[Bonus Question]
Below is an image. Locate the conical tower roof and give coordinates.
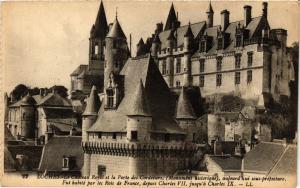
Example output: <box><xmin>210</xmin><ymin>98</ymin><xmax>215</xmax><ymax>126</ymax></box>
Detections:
<box><xmin>164</xmin><ymin>3</ymin><xmax>178</xmax><ymax>31</ymax></box>
<box><xmin>137</xmin><ymin>38</ymin><xmax>145</xmax><ymax>46</ymax></box>
<box><xmin>127</xmin><ymin>80</ymin><xmax>151</xmax><ymax>117</ymax></box>
<box><xmin>20</xmin><ymin>93</ymin><xmax>36</xmax><ymax>106</ymax></box>
<box><xmin>176</xmin><ymin>87</ymin><xmax>196</xmax><ymax>119</ymax></box>
<box><xmin>92</xmin><ymin>1</ymin><xmax>108</xmax><ymax>39</ymax></box>
<box><xmin>83</xmin><ymin>86</ymin><xmax>101</xmax><ymax>116</ymax></box>
<box><xmin>106</xmin><ymin>18</ymin><xmax>126</xmax><ymax>39</ymax></box>
<box><xmin>184</xmin><ymin>22</ymin><xmax>194</xmax><ymax>38</ymax></box>
<box><xmin>206</xmin><ymin>1</ymin><xmax>214</xmax><ymax>13</ymax></box>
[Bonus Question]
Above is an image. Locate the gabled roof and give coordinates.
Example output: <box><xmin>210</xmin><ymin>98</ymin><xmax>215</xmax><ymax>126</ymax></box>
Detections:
<box><xmin>106</xmin><ymin>18</ymin><xmax>126</xmax><ymax>39</ymax></box>
<box><xmin>43</xmin><ymin>108</ymin><xmax>75</xmax><ymax>119</ymax></box>
<box><xmin>38</xmin><ymin>136</ymin><xmax>83</xmax><ymax>172</ymax></box>
<box><xmin>92</xmin><ymin>1</ymin><xmax>108</xmax><ymax>39</ymax></box>
<box><xmin>243</xmin><ymin>142</ymin><xmax>286</xmax><ymax>174</ymax></box>
<box><xmin>9</xmin><ymin>95</ymin><xmax>36</xmax><ymax>107</ymax></box>
<box><xmin>83</xmin><ymin>86</ymin><xmax>101</xmax><ymax>116</ymax></box>
<box><xmin>89</xmin><ymin>56</ymin><xmax>185</xmax><ymax>134</ymax></box>
<box><xmin>70</xmin><ymin>65</ymin><xmax>88</xmax><ymax>76</ymax></box>
<box><xmin>127</xmin><ymin>80</ymin><xmax>151</xmax><ymax>117</ymax></box>
<box><xmin>164</xmin><ymin>3</ymin><xmax>178</xmax><ymax>31</ymax></box>
<box><xmin>36</xmin><ymin>93</ymin><xmax>72</xmax><ymax>107</ymax></box>
<box><xmin>176</xmin><ymin>87</ymin><xmax>196</xmax><ymax>119</ymax></box>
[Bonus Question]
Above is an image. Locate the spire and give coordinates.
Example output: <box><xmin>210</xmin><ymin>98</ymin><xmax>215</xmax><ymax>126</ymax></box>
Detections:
<box><xmin>137</xmin><ymin>38</ymin><xmax>145</xmax><ymax>46</ymax></box>
<box><xmin>83</xmin><ymin>86</ymin><xmax>101</xmax><ymax>116</ymax></box>
<box><xmin>176</xmin><ymin>87</ymin><xmax>196</xmax><ymax>119</ymax></box>
<box><xmin>127</xmin><ymin>80</ymin><xmax>151</xmax><ymax>117</ymax></box>
<box><xmin>207</xmin><ymin>1</ymin><xmax>214</xmax><ymax>13</ymax></box>
<box><xmin>164</xmin><ymin>3</ymin><xmax>178</xmax><ymax>31</ymax></box>
<box><xmin>106</xmin><ymin>18</ymin><xmax>126</xmax><ymax>39</ymax></box>
<box><xmin>184</xmin><ymin>22</ymin><xmax>194</xmax><ymax>38</ymax></box>
<box><xmin>92</xmin><ymin>1</ymin><xmax>108</xmax><ymax>39</ymax></box>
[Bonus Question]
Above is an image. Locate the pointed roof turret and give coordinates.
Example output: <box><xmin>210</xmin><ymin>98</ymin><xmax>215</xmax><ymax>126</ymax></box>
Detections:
<box><xmin>137</xmin><ymin>38</ymin><xmax>145</xmax><ymax>46</ymax></box>
<box><xmin>206</xmin><ymin>1</ymin><xmax>214</xmax><ymax>13</ymax></box>
<box><xmin>92</xmin><ymin>1</ymin><xmax>108</xmax><ymax>39</ymax></box>
<box><xmin>20</xmin><ymin>93</ymin><xmax>36</xmax><ymax>106</ymax></box>
<box><xmin>184</xmin><ymin>22</ymin><xmax>194</xmax><ymax>38</ymax></box>
<box><xmin>83</xmin><ymin>86</ymin><xmax>101</xmax><ymax>116</ymax></box>
<box><xmin>164</xmin><ymin>3</ymin><xmax>178</xmax><ymax>31</ymax></box>
<box><xmin>176</xmin><ymin>87</ymin><xmax>196</xmax><ymax>119</ymax></box>
<box><xmin>106</xmin><ymin>18</ymin><xmax>126</xmax><ymax>39</ymax></box>
<box><xmin>127</xmin><ymin>80</ymin><xmax>151</xmax><ymax>117</ymax></box>
<box><xmin>153</xmin><ymin>33</ymin><xmax>161</xmax><ymax>43</ymax></box>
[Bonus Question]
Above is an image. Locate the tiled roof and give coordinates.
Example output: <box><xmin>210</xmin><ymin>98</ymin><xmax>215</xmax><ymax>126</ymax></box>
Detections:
<box><xmin>243</xmin><ymin>142</ymin><xmax>286</xmax><ymax>174</ymax></box>
<box><xmin>83</xmin><ymin>86</ymin><xmax>101</xmax><ymax>116</ymax></box>
<box><xmin>38</xmin><ymin>136</ymin><xmax>83</xmax><ymax>172</ymax></box>
<box><xmin>209</xmin><ymin>155</ymin><xmax>242</xmax><ymax>171</ymax></box>
<box><xmin>106</xmin><ymin>18</ymin><xmax>126</xmax><ymax>39</ymax></box>
<box><xmin>176</xmin><ymin>87</ymin><xmax>196</xmax><ymax>119</ymax></box>
<box><xmin>159</xmin><ymin>21</ymin><xmax>206</xmax><ymax>49</ymax></box>
<box><xmin>6</xmin><ymin>145</ymin><xmax>43</xmax><ymax>170</ymax></box>
<box><xmin>268</xmin><ymin>145</ymin><xmax>297</xmax><ymax>177</ymax></box>
<box><xmin>70</xmin><ymin>65</ymin><xmax>88</xmax><ymax>76</ymax></box>
<box><xmin>89</xmin><ymin>56</ymin><xmax>185</xmax><ymax>134</ymax></box>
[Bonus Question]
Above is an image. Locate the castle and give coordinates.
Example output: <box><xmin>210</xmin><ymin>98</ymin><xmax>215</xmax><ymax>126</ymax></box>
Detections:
<box><xmin>80</xmin><ymin>1</ymin><xmax>295</xmax><ymax>176</ymax></box>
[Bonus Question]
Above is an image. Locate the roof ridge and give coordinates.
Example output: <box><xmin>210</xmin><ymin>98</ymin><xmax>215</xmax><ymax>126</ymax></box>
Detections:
<box><xmin>266</xmin><ymin>145</ymin><xmax>289</xmax><ymax>176</ymax></box>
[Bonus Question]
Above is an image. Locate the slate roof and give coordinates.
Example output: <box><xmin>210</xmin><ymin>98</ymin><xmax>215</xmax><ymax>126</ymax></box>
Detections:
<box><xmin>51</xmin><ymin>122</ymin><xmax>81</xmax><ymax>133</ymax></box>
<box><xmin>35</xmin><ymin>93</ymin><xmax>72</xmax><ymax>107</ymax></box>
<box><xmin>159</xmin><ymin>21</ymin><xmax>206</xmax><ymax>49</ymax></box>
<box><xmin>176</xmin><ymin>87</ymin><xmax>196</xmax><ymax>119</ymax></box>
<box><xmin>164</xmin><ymin>3</ymin><xmax>178</xmax><ymax>31</ymax></box>
<box><xmin>83</xmin><ymin>86</ymin><xmax>101</xmax><ymax>116</ymax></box>
<box><xmin>38</xmin><ymin>136</ymin><xmax>83</xmax><ymax>172</ymax></box>
<box><xmin>91</xmin><ymin>1</ymin><xmax>108</xmax><ymax>39</ymax></box>
<box><xmin>268</xmin><ymin>145</ymin><xmax>297</xmax><ymax>177</ymax></box>
<box><xmin>89</xmin><ymin>56</ymin><xmax>185</xmax><ymax>134</ymax></box>
<box><xmin>243</xmin><ymin>142</ymin><xmax>286</xmax><ymax>174</ymax></box>
<box><xmin>70</xmin><ymin>65</ymin><xmax>88</xmax><ymax>76</ymax></box>
<box><xmin>106</xmin><ymin>18</ymin><xmax>126</xmax><ymax>39</ymax></box>
<box><xmin>6</xmin><ymin>145</ymin><xmax>43</xmax><ymax>171</ymax></box>
<box><xmin>209</xmin><ymin>155</ymin><xmax>242</xmax><ymax>171</ymax></box>
<box><xmin>44</xmin><ymin>108</ymin><xmax>75</xmax><ymax>119</ymax></box>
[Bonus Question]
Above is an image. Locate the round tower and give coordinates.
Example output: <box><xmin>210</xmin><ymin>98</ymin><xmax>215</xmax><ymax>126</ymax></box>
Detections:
<box><xmin>126</xmin><ymin>80</ymin><xmax>152</xmax><ymax>143</ymax></box>
<box><xmin>183</xmin><ymin>23</ymin><xmax>194</xmax><ymax>87</ymax></box>
<box><xmin>19</xmin><ymin>94</ymin><xmax>36</xmax><ymax>139</ymax></box>
<box><xmin>176</xmin><ymin>87</ymin><xmax>196</xmax><ymax>142</ymax></box>
<box><xmin>104</xmin><ymin>17</ymin><xmax>128</xmax><ymax>89</ymax></box>
<box><xmin>82</xmin><ymin>85</ymin><xmax>101</xmax><ymax>177</ymax></box>
<box><xmin>151</xmin><ymin>33</ymin><xmax>161</xmax><ymax>58</ymax></box>
<box><xmin>136</xmin><ymin>38</ymin><xmax>145</xmax><ymax>57</ymax></box>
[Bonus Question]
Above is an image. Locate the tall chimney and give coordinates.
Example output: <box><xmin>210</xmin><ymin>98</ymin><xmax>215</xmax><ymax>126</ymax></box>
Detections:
<box><xmin>262</xmin><ymin>2</ymin><xmax>268</xmax><ymax>18</ymax></box>
<box><xmin>244</xmin><ymin>5</ymin><xmax>252</xmax><ymax>26</ymax></box>
<box><xmin>220</xmin><ymin>10</ymin><xmax>230</xmax><ymax>31</ymax></box>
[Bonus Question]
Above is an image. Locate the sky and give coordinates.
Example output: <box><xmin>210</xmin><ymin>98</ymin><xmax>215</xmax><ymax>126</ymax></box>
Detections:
<box><xmin>2</xmin><ymin>0</ymin><xmax>299</xmax><ymax>93</ymax></box>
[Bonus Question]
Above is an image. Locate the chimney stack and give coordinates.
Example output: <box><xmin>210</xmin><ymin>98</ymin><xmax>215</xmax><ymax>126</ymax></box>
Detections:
<box><xmin>220</xmin><ymin>10</ymin><xmax>230</xmax><ymax>31</ymax></box>
<box><xmin>244</xmin><ymin>5</ymin><xmax>252</xmax><ymax>26</ymax></box>
<box><xmin>262</xmin><ymin>2</ymin><xmax>268</xmax><ymax>18</ymax></box>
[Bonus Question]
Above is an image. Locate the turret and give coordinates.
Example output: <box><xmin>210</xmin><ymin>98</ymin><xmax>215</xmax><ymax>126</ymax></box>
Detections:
<box><xmin>220</xmin><ymin>9</ymin><xmax>230</xmax><ymax>31</ymax></box>
<box><xmin>164</xmin><ymin>3</ymin><xmax>180</xmax><ymax>31</ymax></box>
<box><xmin>206</xmin><ymin>1</ymin><xmax>214</xmax><ymax>28</ymax></box>
<box><xmin>151</xmin><ymin>33</ymin><xmax>161</xmax><ymax>57</ymax></box>
<box><xmin>126</xmin><ymin>79</ymin><xmax>152</xmax><ymax>142</ymax></box>
<box><xmin>262</xmin><ymin>2</ymin><xmax>268</xmax><ymax>18</ymax></box>
<box><xmin>89</xmin><ymin>1</ymin><xmax>108</xmax><ymax>70</ymax></box>
<box><xmin>82</xmin><ymin>86</ymin><xmax>101</xmax><ymax>142</ymax></box>
<box><xmin>19</xmin><ymin>93</ymin><xmax>36</xmax><ymax>139</ymax></box>
<box><xmin>104</xmin><ymin>16</ymin><xmax>128</xmax><ymax>89</ymax></box>
<box><xmin>176</xmin><ymin>87</ymin><xmax>196</xmax><ymax>142</ymax></box>
<box><xmin>136</xmin><ymin>38</ymin><xmax>145</xmax><ymax>57</ymax></box>
<box><xmin>184</xmin><ymin>22</ymin><xmax>194</xmax><ymax>51</ymax></box>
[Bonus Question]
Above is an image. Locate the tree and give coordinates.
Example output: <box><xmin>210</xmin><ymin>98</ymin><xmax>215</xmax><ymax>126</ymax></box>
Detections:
<box><xmin>10</xmin><ymin>84</ymin><xmax>29</xmax><ymax>101</ymax></box>
<box><xmin>50</xmin><ymin>85</ymin><xmax>68</xmax><ymax>98</ymax></box>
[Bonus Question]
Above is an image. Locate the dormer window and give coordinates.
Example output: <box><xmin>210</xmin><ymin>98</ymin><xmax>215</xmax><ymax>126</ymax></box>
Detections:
<box><xmin>217</xmin><ymin>37</ymin><xmax>223</xmax><ymax>50</ymax></box>
<box><xmin>200</xmin><ymin>40</ymin><xmax>206</xmax><ymax>52</ymax></box>
<box><xmin>106</xmin><ymin>89</ymin><xmax>114</xmax><ymax>108</ymax></box>
<box><xmin>236</xmin><ymin>34</ymin><xmax>242</xmax><ymax>47</ymax></box>
<box><xmin>95</xmin><ymin>44</ymin><xmax>99</xmax><ymax>55</ymax></box>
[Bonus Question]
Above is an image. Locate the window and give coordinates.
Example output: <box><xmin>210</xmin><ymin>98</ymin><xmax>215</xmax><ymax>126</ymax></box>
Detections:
<box><xmin>62</xmin><ymin>156</ymin><xmax>69</xmax><ymax>169</ymax></box>
<box><xmin>247</xmin><ymin>70</ymin><xmax>252</xmax><ymax>83</ymax></box>
<box><xmin>95</xmin><ymin>44</ymin><xmax>99</xmax><ymax>55</ymax></box>
<box><xmin>112</xmin><ymin>132</ymin><xmax>117</xmax><ymax>139</ymax></box>
<box><xmin>247</xmin><ymin>52</ymin><xmax>253</xmax><ymax>67</ymax></box>
<box><xmin>235</xmin><ymin>55</ymin><xmax>241</xmax><ymax>69</ymax></box>
<box><xmin>217</xmin><ymin>37</ymin><xmax>223</xmax><ymax>50</ymax></box>
<box><xmin>164</xmin><ymin>134</ymin><xmax>170</xmax><ymax>142</ymax></box>
<box><xmin>176</xmin><ymin>81</ymin><xmax>181</xmax><ymax>88</ymax></box>
<box><xmin>176</xmin><ymin>57</ymin><xmax>181</xmax><ymax>73</ymax></box>
<box><xmin>200</xmin><ymin>41</ymin><xmax>206</xmax><ymax>52</ymax></box>
<box><xmin>98</xmin><ymin>165</ymin><xmax>106</xmax><ymax>178</ymax></box>
<box><xmin>200</xmin><ymin>75</ymin><xmax>205</xmax><ymax>87</ymax></box>
<box><xmin>216</xmin><ymin>58</ymin><xmax>222</xmax><ymax>71</ymax></box>
<box><xmin>216</xmin><ymin>74</ymin><xmax>222</xmax><ymax>86</ymax></box>
<box><xmin>106</xmin><ymin>89</ymin><xmax>114</xmax><ymax>108</ymax></box>
<box><xmin>98</xmin><ymin>132</ymin><xmax>102</xmax><ymax>139</ymax></box>
<box><xmin>200</xmin><ymin>59</ymin><xmax>205</xmax><ymax>73</ymax></box>
<box><xmin>236</xmin><ymin>35</ymin><xmax>242</xmax><ymax>47</ymax></box>
<box><xmin>131</xmin><ymin>131</ymin><xmax>138</xmax><ymax>140</ymax></box>
<box><xmin>162</xmin><ymin>60</ymin><xmax>167</xmax><ymax>75</ymax></box>
<box><xmin>235</xmin><ymin>72</ymin><xmax>241</xmax><ymax>85</ymax></box>
<box><xmin>22</xmin><ymin>112</ymin><xmax>26</xmax><ymax>120</ymax></box>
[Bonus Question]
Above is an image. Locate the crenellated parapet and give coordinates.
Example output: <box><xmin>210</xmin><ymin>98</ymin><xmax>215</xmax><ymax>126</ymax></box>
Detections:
<box><xmin>82</xmin><ymin>141</ymin><xmax>198</xmax><ymax>158</ymax></box>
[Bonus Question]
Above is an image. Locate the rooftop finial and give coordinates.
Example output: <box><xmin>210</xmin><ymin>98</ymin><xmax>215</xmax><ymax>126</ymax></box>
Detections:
<box><xmin>116</xmin><ymin>6</ymin><xmax>118</xmax><ymax>19</ymax></box>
